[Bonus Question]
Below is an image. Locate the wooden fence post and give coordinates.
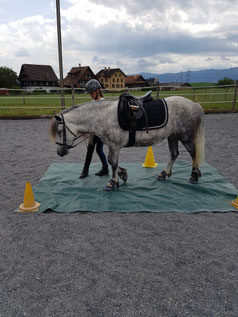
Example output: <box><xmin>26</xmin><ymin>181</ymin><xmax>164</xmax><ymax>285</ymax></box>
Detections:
<box><xmin>22</xmin><ymin>90</ymin><xmax>25</xmax><ymax>105</ymax></box>
<box><xmin>193</xmin><ymin>89</ymin><xmax>196</xmax><ymax>101</ymax></box>
<box><xmin>232</xmin><ymin>81</ymin><xmax>237</xmax><ymax>111</ymax></box>
<box><xmin>72</xmin><ymin>87</ymin><xmax>75</xmax><ymax>106</ymax></box>
<box><xmin>156</xmin><ymin>82</ymin><xmax>159</xmax><ymax>100</ymax></box>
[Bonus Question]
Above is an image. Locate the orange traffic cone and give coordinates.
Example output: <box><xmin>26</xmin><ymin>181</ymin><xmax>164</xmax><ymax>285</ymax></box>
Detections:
<box><xmin>142</xmin><ymin>146</ymin><xmax>158</xmax><ymax>168</ymax></box>
<box><xmin>230</xmin><ymin>195</ymin><xmax>238</xmax><ymax>210</ymax></box>
<box><xmin>18</xmin><ymin>182</ymin><xmax>40</xmax><ymax>212</ymax></box>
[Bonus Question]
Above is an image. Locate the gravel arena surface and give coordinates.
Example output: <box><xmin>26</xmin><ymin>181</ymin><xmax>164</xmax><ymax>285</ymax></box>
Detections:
<box><xmin>0</xmin><ymin>113</ymin><xmax>238</xmax><ymax>317</ymax></box>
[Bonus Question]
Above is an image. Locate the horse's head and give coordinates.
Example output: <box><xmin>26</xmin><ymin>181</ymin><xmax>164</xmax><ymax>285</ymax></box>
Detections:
<box><xmin>50</xmin><ymin>114</ymin><xmax>78</xmax><ymax>157</ymax></box>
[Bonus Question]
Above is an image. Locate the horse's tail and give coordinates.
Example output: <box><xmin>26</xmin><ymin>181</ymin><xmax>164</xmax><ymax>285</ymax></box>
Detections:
<box><xmin>194</xmin><ymin>111</ymin><xmax>205</xmax><ymax>168</ymax></box>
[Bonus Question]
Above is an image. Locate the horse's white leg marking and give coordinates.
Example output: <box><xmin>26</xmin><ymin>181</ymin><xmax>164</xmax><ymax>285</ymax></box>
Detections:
<box><xmin>164</xmin><ymin>161</ymin><xmax>174</xmax><ymax>176</ymax></box>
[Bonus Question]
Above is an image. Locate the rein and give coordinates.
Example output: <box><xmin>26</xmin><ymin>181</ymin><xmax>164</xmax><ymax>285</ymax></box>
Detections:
<box><xmin>56</xmin><ymin>114</ymin><xmax>88</xmax><ymax>149</ymax></box>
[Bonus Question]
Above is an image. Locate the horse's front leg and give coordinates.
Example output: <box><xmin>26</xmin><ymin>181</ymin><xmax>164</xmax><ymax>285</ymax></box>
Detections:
<box><xmin>106</xmin><ymin>147</ymin><xmax>120</xmax><ymax>191</ymax></box>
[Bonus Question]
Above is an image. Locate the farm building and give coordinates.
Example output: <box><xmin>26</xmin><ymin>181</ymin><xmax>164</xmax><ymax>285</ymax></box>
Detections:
<box><xmin>96</xmin><ymin>67</ymin><xmax>126</xmax><ymax>90</ymax></box>
<box><xmin>159</xmin><ymin>83</ymin><xmax>192</xmax><ymax>91</ymax></box>
<box><xmin>18</xmin><ymin>64</ymin><xmax>58</xmax><ymax>89</ymax></box>
<box><xmin>125</xmin><ymin>75</ymin><xmax>149</xmax><ymax>88</ymax></box>
<box><xmin>63</xmin><ymin>64</ymin><xmax>96</xmax><ymax>88</ymax></box>
<box><xmin>0</xmin><ymin>89</ymin><xmax>9</xmax><ymax>96</ymax></box>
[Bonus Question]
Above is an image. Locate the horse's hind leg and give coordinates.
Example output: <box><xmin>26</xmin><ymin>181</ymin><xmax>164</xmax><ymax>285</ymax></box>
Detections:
<box><xmin>158</xmin><ymin>135</ymin><xmax>179</xmax><ymax>181</ymax></box>
<box><xmin>180</xmin><ymin>139</ymin><xmax>201</xmax><ymax>184</ymax></box>
<box><xmin>118</xmin><ymin>167</ymin><xmax>128</xmax><ymax>183</ymax></box>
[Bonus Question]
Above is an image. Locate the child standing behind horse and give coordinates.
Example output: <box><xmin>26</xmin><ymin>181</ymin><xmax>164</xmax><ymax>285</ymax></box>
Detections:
<box><xmin>79</xmin><ymin>79</ymin><xmax>109</xmax><ymax>179</ymax></box>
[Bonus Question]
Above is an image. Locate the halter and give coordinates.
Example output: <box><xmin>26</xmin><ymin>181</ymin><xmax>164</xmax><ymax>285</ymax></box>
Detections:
<box><xmin>55</xmin><ymin>114</ymin><xmax>88</xmax><ymax>149</ymax></box>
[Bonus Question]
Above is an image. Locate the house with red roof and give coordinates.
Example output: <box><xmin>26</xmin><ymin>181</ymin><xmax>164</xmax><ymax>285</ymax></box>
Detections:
<box><xmin>63</xmin><ymin>64</ymin><xmax>97</xmax><ymax>88</ymax></box>
<box><xmin>125</xmin><ymin>75</ymin><xmax>149</xmax><ymax>88</ymax></box>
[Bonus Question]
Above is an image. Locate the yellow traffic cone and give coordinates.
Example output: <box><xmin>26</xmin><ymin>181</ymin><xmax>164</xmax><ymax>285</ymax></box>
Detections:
<box><xmin>142</xmin><ymin>146</ymin><xmax>158</xmax><ymax>168</ymax></box>
<box><xmin>230</xmin><ymin>195</ymin><xmax>238</xmax><ymax>210</ymax></box>
<box><xmin>18</xmin><ymin>182</ymin><xmax>40</xmax><ymax>212</ymax></box>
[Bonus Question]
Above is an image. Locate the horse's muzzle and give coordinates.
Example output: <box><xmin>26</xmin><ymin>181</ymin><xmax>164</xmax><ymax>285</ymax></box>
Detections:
<box><xmin>57</xmin><ymin>146</ymin><xmax>69</xmax><ymax>157</ymax></box>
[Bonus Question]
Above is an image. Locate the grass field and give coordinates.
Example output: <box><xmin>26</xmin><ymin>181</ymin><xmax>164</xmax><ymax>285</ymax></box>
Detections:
<box><xmin>0</xmin><ymin>85</ymin><xmax>237</xmax><ymax>117</ymax></box>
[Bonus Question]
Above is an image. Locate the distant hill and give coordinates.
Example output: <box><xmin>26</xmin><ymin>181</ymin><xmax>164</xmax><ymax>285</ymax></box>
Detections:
<box><xmin>139</xmin><ymin>67</ymin><xmax>238</xmax><ymax>83</ymax></box>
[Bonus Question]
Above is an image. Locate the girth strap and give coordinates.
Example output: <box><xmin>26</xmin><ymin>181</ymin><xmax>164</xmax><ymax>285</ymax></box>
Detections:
<box><xmin>125</xmin><ymin>130</ymin><xmax>136</xmax><ymax>147</ymax></box>
<box><xmin>124</xmin><ymin>104</ymin><xmax>149</xmax><ymax>147</ymax></box>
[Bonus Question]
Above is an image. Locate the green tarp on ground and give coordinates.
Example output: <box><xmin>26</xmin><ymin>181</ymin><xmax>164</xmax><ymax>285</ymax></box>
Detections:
<box><xmin>34</xmin><ymin>161</ymin><xmax>237</xmax><ymax>213</ymax></box>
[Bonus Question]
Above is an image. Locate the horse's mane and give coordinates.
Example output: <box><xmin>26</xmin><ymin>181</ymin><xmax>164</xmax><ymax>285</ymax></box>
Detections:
<box><xmin>49</xmin><ymin>116</ymin><xmax>58</xmax><ymax>142</ymax></box>
<box><xmin>62</xmin><ymin>104</ymin><xmax>81</xmax><ymax>114</ymax></box>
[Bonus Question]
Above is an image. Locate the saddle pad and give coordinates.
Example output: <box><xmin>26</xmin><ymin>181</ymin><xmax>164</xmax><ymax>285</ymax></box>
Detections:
<box><xmin>118</xmin><ymin>98</ymin><xmax>168</xmax><ymax>131</ymax></box>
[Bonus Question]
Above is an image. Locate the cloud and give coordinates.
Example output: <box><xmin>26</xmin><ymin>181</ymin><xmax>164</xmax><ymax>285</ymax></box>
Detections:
<box><xmin>0</xmin><ymin>15</ymin><xmax>58</xmax><ymax>73</ymax></box>
<box><xmin>92</xmin><ymin>55</ymin><xmax>108</xmax><ymax>65</ymax></box>
<box><xmin>136</xmin><ymin>59</ymin><xmax>158</xmax><ymax>68</ymax></box>
<box><xmin>15</xmin><ymin>49</ymin><xmax>30</xmax><ymax>57</ymax></box>
<box><xmin>1</xmin><ymin>0</ymin><xmax>238</xmax><ymax>76</ymax></box>
<box><xmin>69</xmin><ymin>20</ymin><xmax>238</xmax><ymax>58</ymax></box>
<box><xmin>220</xmin><ymin>56</ymin><xmax>231</xmax><ymax>61</ymax></box>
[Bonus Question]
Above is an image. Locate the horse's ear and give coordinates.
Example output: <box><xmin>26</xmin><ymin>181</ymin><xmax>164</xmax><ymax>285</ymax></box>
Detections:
<box><xmin>54</xmin><ymin>115</ymin><xmax>62</xmax><ymax>122</ymax></box>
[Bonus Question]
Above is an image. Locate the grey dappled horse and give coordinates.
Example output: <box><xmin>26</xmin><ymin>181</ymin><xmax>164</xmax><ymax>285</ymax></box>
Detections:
<box><xmin>50</xmin><ymin>96</ymin><xmax>205</xmax><ymax>191</ymax></box>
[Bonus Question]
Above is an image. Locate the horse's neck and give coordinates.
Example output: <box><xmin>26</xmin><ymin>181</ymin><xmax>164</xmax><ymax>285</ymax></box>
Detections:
<box><xmin>66</xmin><ymin>100</ymin><xmax>115</xmax><ymax>134</ymax></box>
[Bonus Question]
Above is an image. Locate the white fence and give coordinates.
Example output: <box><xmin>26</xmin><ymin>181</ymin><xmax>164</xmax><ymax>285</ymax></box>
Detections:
<box><xmin>0</xmin><ymin>83</ymin><xmax>237</xmax><ymax>113</ymax></box>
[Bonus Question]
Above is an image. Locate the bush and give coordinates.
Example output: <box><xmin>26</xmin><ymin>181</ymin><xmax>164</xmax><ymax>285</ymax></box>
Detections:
<box><xmin>217</xmin><ymin>77</ymin><xmax>234</xmax><ymax>86</ymax></box>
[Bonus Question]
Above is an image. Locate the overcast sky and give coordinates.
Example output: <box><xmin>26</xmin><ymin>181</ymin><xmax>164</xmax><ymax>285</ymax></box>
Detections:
<box><xmin>1</xmin><ymin>0</ymin><xmax>238</xmax><ymax>77</ymax></box>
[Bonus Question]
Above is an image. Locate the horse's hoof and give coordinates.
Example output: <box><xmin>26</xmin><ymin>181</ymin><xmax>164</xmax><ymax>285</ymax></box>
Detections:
<box><xmin>157</xmin><ymin>171</ymin><xmax>167</xmax><ymax>181</ymax></box>
<box><xmin>118</xmin><ymin>171</ymin><xmax>128</xmax><ymax>183</ymax></box>
<box><xmin>189</xmin><ymin>177</ymin><xmax>198</xmax><ymax>184</ymax></box>
<box><xmin>105</xmin><ymin>180</ymin><xmax>119</xmax><ymax>191</ymax></box>
<box><xmin>123</xmin><ymin>174</ymin><xmax>128</xmax><ymax>182</ymax></box>
<box><xmin>105</xmin><ymin>185</ymin><xmax>115</xmax><ymax>191</ymax></box>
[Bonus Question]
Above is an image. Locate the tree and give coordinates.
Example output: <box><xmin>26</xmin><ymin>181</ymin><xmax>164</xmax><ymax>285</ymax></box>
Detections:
<box><xmin>217</xmin><ymin>77</ymin><xmax>234</xmax><ymax>85</ymax></box>
<box><xmin>0</xmin><ymin>66</ymin><xmax>19</xmax><ymax>88</ymax></box>
<box><xmin>217</xmin><ymin>77</ymin><xmax>235</xmax><ymax>101</ymax></box>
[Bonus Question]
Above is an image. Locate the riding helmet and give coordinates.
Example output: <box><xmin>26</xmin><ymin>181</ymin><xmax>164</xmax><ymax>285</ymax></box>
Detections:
<box><xmin>85</xmin><ymin>79</ymin><xmax>101</xmax><ymax>93</ymax></box>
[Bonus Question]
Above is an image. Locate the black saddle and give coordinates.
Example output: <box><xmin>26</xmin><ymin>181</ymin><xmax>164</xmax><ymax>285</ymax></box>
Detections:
<box><xmin>118</xmin><ymin>90</ymin><xmax>153</xmax><ymax>121</ymax></box>
<box><xmin>118</xmin><ymin>91</ymin><xmax>168</xmax><ymax>147</ymax></box>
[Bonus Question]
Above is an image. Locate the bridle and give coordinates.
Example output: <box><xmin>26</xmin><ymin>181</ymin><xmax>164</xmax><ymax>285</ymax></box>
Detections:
<box><xmin>55</xmin><ymin>114</ymin><xmax>88</xmax><ymax>149</ymax></box>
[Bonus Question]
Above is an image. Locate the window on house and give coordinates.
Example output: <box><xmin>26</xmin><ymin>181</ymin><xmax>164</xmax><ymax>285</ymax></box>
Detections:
<box><xmin>112</xmin><ymin>84</ymin><xmax>115</xmax><ymax>88</ymax></box>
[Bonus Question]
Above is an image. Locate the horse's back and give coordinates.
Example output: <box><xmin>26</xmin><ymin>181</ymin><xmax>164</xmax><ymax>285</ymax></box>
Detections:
<box><xmin>165</xmin><ymin>96</ymin><xmax>203</xmax><ymax>118</ymax></box>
